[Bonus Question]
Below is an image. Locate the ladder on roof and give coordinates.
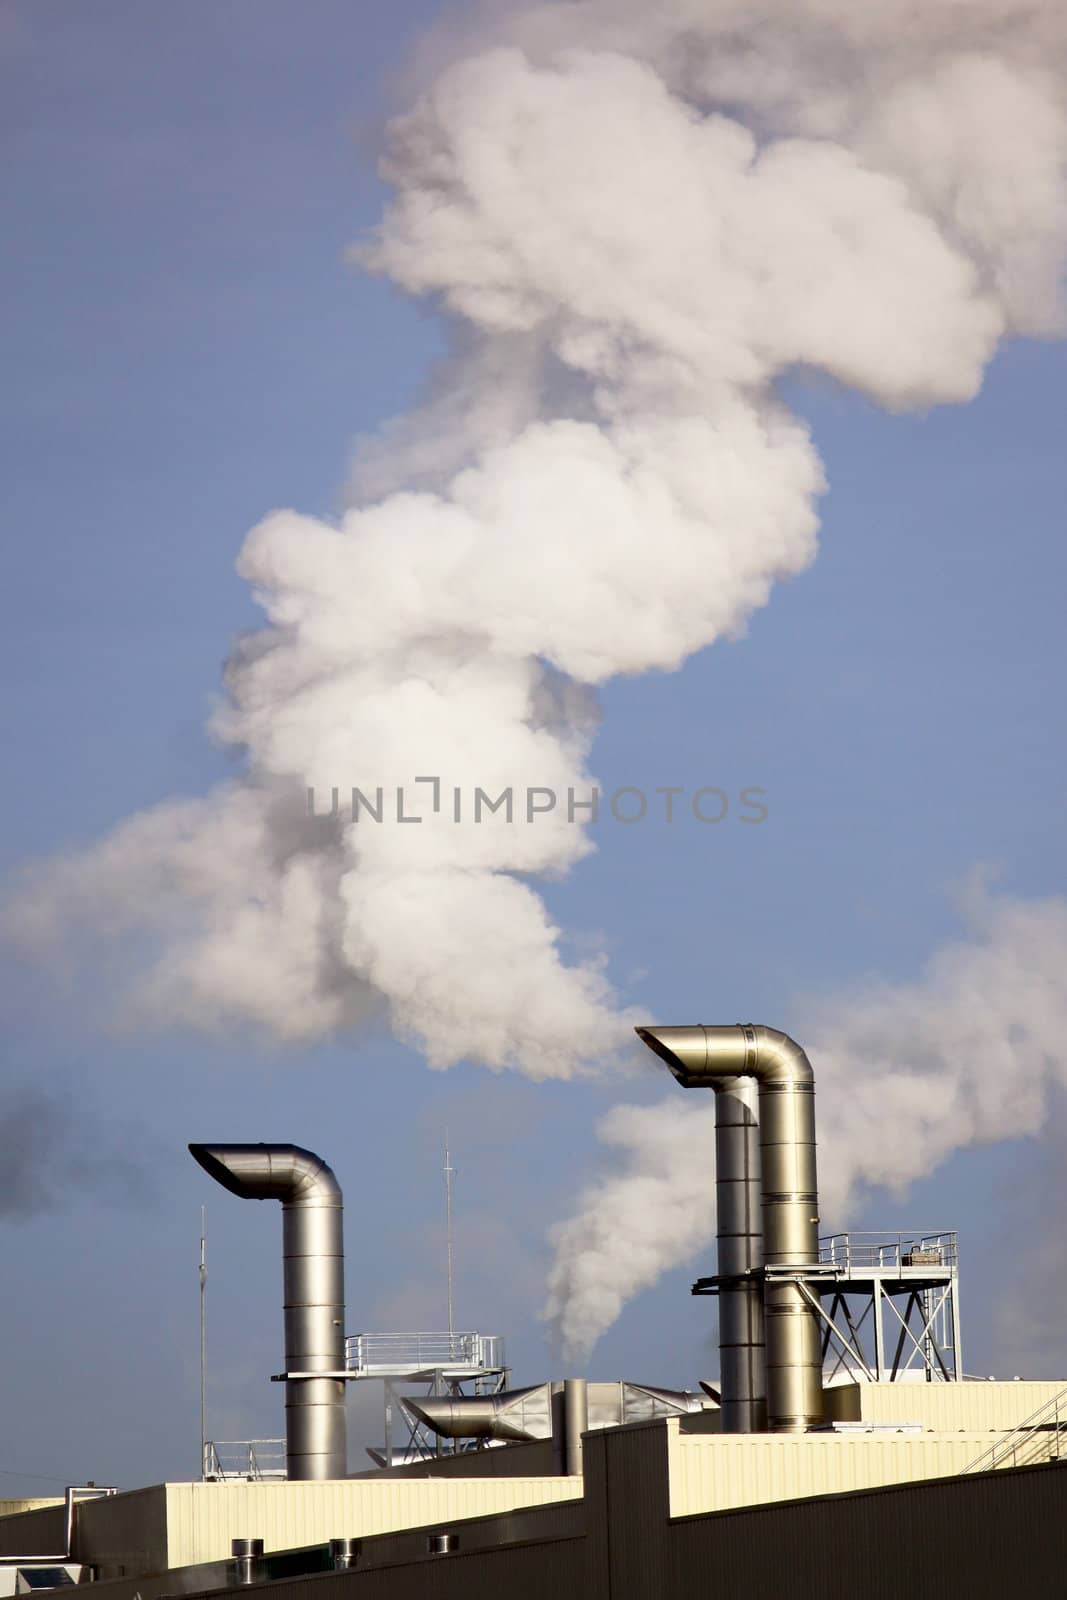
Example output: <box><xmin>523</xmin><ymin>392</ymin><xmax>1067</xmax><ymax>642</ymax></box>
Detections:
<box><xmin>960</xmin><ymin>1384</ymin><xmax>1067</xmax><ymax>1474</ymax></box>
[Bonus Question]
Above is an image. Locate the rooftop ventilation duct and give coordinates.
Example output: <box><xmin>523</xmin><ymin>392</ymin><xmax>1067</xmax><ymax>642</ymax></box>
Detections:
<box><xmin>189</xmin><ymin>1143</ymin><xmax>347</xmax><ymax>1479</ymax></box>
<box><xmin>402</xmin><ymin>1379</ymin><xmax>706</xmax><ymax>1457</ymax></box>
<box><xmin>403</xmin><ymin>1384</ymin><xmax>550</xmax><ymax>1444</ymax></box>
<box><xmin>636</xmin><ymin>1024</ymin><xmax>822</xmax><ymax>1433</ymax></box>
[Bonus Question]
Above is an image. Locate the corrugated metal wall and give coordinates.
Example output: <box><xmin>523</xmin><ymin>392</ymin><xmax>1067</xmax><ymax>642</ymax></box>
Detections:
<box><xmin>146</xmin><ymin>1457</ymin><xmax>1067</xmax><ymax>1600</ymax></box>
<box><xmin>0</xmin><ymin>1488</ymin><xmax>170</xmax><ymax>1577</ymax></box>
<box><xmin>584</xmin><ymin>1420</ymin><xmax>668</xmax><ymax>1600</ymax></box>
<box><xmin>825</xmin><ymin>1378</ymin><xmax>1066</xmax><ymax>1431</ymax></box>
<box><xmin>9</xmin><ymin>1422</ymin><xmax>1067</xmax><ymax>1599</ymax></box>
<box><xmin>0</xmin><ymin>1505</ymin><xmax>66</xmax><ymax>1557</ymax></box>
<box><xmin>666</xmin><ymin>1459</ymin><xmax>1067</xmax><ymax>1598</ymax></box>
<box><xmin>0</xmin><ymin>1501</ymin><xmax>61</xmax><ymax>1520</ymax></box>
<box><xmin>198</xmin><ymin>1537</ymin><xmax>585</xmax><ymax>1600</ymax></box>
<box><xmin>62</xmin><ymin>1501</ymin><xmax>588</xmax><ymax>1600</ymax></box>
<box><xmin>165</xmin><ymin>1479</ymin><xmax>581</xmax><ymax>1568</ymax></box>
<box><xmin>78</xmin><ymin>1487</ymin><xmax>170</xmax><ymax>1578</ymax></box>
<box><xmin>666</xmin><ymin>1421</ymin><xmax>1028</xmax><ymax>1514</ymax></box>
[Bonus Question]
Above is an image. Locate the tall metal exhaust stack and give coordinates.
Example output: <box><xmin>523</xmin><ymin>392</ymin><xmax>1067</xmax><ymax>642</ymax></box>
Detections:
<box><xmin>189</xmin><ymin>1143</ymin><xmax>347</xmax><ymax>1480</ymax></box>
<box><xmin>636</xmin><ymin>1024</ymin><xmax>822</xmax><ymax>1433</ymax></box>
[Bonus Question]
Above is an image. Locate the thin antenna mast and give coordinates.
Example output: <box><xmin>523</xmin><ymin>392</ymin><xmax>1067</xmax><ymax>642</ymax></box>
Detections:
<box><xmin>199</xmin><ymin>1206</ymin><xmax>207</xmax><ymax>1479</ymax></box>
<box><xmin>444</xmin><ymin>1136</ymin><xmax>455</xmax><ymax>1356</ymax></box>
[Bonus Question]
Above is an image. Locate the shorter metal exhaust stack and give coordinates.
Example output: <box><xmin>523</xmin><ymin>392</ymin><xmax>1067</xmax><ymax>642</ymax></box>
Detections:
<box><xmin>562</xmin><ymin>1378</ymin><xmax>588</xmax><ymax>1477</ymax></box>
<box><xmin>636</xmin><ymin>1024</ymin><xmax>823</xmax><ymax>1434</ymax></box>
<box><xmin>189</xmin><ymin>1143</ymin><xmax>347</xmax><ymax>1480</ymax></box>
<box><xmin>231</xmin><ymin>1539</ymin><xmax>264</xmax><ymax>1587</ymax></box>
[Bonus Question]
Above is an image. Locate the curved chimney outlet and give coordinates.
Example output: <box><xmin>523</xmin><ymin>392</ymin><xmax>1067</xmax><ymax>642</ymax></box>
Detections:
<box><xmin>189</xmin><ymin>1143</ymin><xmax>347</xmax><ymax>1480</ymax></box>
<box><xmin>636</xmin><ymin>1024</ymin><xmax>822</xmax><ymax>1434</ymax></box>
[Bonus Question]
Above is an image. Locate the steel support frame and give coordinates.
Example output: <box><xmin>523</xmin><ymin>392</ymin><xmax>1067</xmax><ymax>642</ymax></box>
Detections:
<box><xmin>811</xmin><ymin>1276</ymin><xmax>961</xmax><ymax>1384</ymax></box>
<box><xmin>380</xmin><ymin>1365</ymin><xmax>510</xmax><ymax>1466</ymax></box>
<box><xmin>698</xmin><ymin>1266</ymin><xmax>962</xmax><ymax>1388</ymax></box>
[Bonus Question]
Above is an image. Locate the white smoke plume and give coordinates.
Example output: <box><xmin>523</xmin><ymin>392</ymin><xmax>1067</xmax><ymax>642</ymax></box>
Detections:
<box><xmin>545</xmin><ymin>882</ymin><xmax>1067</xmax><ymax>1359</ymax></box>
<box><xmin>4</xmin><ymin>1</ymin><xmax>1067</xmax><ymax>1078</ymax></box>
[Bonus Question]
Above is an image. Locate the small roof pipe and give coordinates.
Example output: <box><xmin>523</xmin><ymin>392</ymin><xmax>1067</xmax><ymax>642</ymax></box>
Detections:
<box><xmin>636</xmin><ymin>1024</ymin><xmax>822</xmax><ymax>1433</ymax></box>
<box><xmin>189</xmin><ymin>1143</ymin><xmax>347</xmax><ymax>1479</ymax></box>
<box><xmin>562</xmin><ymin>1378</ymin><xmax>588</xmax><ymax>1477</ymax></box>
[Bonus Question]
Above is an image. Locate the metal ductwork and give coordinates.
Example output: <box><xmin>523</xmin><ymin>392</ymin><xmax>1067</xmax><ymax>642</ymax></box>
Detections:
<box><xmin>403</xmin><ymin>1385</ymin><xmax>549</xmax><ymax>1444</ymax></box>
<box><xmin>636</xmin><ymin>1024</ymin><xmax>822</xmax><ymax>1434</ymax></box>
<box><xmin>189</xmin><ymin>1143</ymin><xmax>347</xmax><ymax>1480</ymax></box>
<box><xmin>400</xmin><ymin>1379</ymin><xmax>705</xmax><ymax>1466</ymax></box>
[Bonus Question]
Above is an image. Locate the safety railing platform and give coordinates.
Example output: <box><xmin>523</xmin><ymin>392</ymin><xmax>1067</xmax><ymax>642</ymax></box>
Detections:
<box><xmin>203</xmin><ymin>1439</ymin><xmax>287</xmax><ymax>1481</ymax></box>
<box><xmin>819</xmin><ymin>1231</ymin><xmax>959</xmax><ymax>1274</ymax></box>
<box><xmin>344</xmin><ymin>1332</ymin><xmax>506</xmax><ymax>1380</ymax></box>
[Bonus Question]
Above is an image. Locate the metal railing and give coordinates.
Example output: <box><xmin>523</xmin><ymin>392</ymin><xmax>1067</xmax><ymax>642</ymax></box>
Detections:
<box><xmin>819</xmin><ymin>1231</ymin><xmax>959</xmax><ymax>1272</ymax></box>
<box><xmin>345</xmin><ymin>1332</ymin><xmax>505</xmax><ymax>1374</ymax></box>
<box><xmin>961</xmin><ymin>1385</ymin><xmax>1067</xmax><ymax>1474</ymax></box>
<box><xmin>203</xmin><ymin>1439</ymin><xmax>287</xmax><ymax>1481</ymax></box>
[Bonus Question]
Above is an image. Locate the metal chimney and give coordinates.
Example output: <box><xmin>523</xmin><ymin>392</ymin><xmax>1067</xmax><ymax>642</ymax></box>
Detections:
<box><xmin>636</xmin><ymin>1024</ymin><xmax>822</xmax><ymax>1433</ymax></box>
<box><xmin>714</xmin><ymin>1073</ymin><xmax>766</xmax><ymax>1432</ymax></box>
<box><xmin>189</xmin><ymin>1143</ymin><xmax>347</xmax><ymax>1479</ymax></box>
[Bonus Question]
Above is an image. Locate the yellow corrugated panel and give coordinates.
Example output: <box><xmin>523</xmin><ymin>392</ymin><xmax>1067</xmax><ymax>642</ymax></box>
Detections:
<box><xmin>665</xmin><ymin>1424</ymin><xmax>1031</xmax><ymax>1517</ymax></box>
<box><xmin>835</xmin><ymin>1380</ymin><xmax>1067</xmax><ymax>1433</ymax></box>
<box><xmin>0</xmin><ymin>1500</ymin><xmax>63</xmax><ymax>1518</ymax></box>
<box><xmin>164</xmin><ymin>1478</ymin><xmax>580</xmax><ymax>1567</ymax></box>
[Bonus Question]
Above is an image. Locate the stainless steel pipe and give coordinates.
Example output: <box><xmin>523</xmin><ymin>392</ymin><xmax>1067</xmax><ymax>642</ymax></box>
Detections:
<box><xmin>189</xmin><ymin>1143</ymin><xmax>347</xmax><ymax>1479</ymax></box>
<box><xmin>713</xmin><ymin>1076</ymin><xmax>766</xmax><ymax>1432</ymax></box>
<box><xmin>231</xmin><ymin>1539</ymin><xmax>264</xmax><ymax>1586</ymax></box>
<box><xmin>636</xmin><ymin>1024</ymin><xmax>822</xmax><ymax>1433</ymax></box>
<box><xmin>329</xmin><ymin>1539</ymin><xmax>360</xmax><ymax>1571</ymax></box>
<box><xmin>563</xmin><ymin>1378</ymin><xmax>589</xmax><ymax>1476</ymax></box>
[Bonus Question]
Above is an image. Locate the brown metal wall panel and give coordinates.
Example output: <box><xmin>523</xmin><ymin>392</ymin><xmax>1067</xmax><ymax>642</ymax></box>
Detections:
<box><xmin>578</xmin><ymin>1425</ymin><xmax>611</xmax><ymax>1600</ymax></box>
<box><xmin>183</xmin><ymin>1536</ymin><xmax>587</xmax><ymax>1600</ymax></box>
<box><xmin>0</xmin><ymin>1488</ymin><xmax>169</xmax><ymax>1576</ymax></box>
<box><xmin>75</xmin><ymin>1487</ymin><xmax>170</xmax><ymax>1578</ymax></box>
<box><xmin>0</xmin><ymin>1505</ymin><xmax>66</xmax><ymax>1557</ymax></box>
<box><xmin>599</xmin><ymin>1424</ymin><xmax>670</xmax><ymax>1599</ymax></box>
<box><xmin>335</xmin><ymin>1499</ymin><xmax>586</xmax><ymax>1575</ymax></box>
<box><xmin>664</xmin><ymin>1461</ymin><xmax>1067</xmax><ymax>1599</ymax></box>
<box><xmin>83</xmin><ymin>1459</ymin><xmax>1067</xmax><ymax>1600</ymax></box>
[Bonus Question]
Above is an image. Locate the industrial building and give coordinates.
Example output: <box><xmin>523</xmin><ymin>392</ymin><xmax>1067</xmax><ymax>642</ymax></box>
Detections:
<box><xmin>3</xmin><ymin>1022</ymin><xmax>1067</xmax><ymax>1596</ymax></box>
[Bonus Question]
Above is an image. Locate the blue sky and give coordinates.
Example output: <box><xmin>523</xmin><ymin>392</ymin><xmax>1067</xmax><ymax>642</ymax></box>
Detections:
<box><xmin>1</xmin><ymin>1</ymin><xmax>1065</xmax><ymax>1492</ymax></box>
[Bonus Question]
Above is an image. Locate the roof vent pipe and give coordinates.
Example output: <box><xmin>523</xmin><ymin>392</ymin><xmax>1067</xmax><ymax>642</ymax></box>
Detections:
<box><xmin>563</xmin><ymin>1378</ymin><xmax>588</xmax><ymax>1476</ymax></box>
<box><xmin>636</xmin><ymin>1024</ymin><xmax>822</xmax><ymax>1433</ymax></box>
<box><xmin>189</xmin><ymin>1143</ymin><xmax>347</xmax><ymax>1479</ymax></box>
<box><xmin>231</xmin><ymin>1540</ymin><xmax>264</xmax><ymax>1587</ymax></box>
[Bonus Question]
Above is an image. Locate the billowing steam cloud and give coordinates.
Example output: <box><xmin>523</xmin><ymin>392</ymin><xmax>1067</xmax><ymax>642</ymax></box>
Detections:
<box><xmin>545</xmin><ymin>882</ymin><xmax>1067</xmax><ymax>1359</ymax></box>
<box><xmin>4</xmin><ymin>1</ymin><xmax>1067</xmax><ymax>1079</ymax></box>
